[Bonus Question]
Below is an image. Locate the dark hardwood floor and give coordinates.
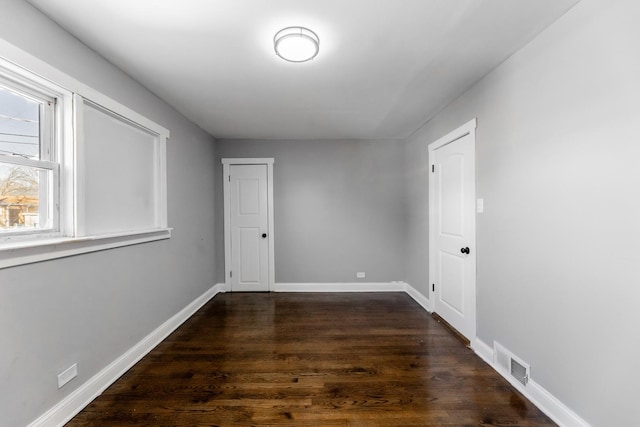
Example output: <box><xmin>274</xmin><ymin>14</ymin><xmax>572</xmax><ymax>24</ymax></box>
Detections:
<box><xmin>67</xmin><ymin>292</ymin><xmax>556</xmax><ymax>426</ymax></box>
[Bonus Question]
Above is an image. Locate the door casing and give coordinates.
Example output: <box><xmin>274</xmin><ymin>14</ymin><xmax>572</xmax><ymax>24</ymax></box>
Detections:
<box><xmin>428</xmin><ymin>119</ymin><xmax>477</xmax><ymax>346</ymax></box>
<box><xmin>222</xmin><ymin>158</ymin><xmax>275</xmax><ymax>291</ymax></box>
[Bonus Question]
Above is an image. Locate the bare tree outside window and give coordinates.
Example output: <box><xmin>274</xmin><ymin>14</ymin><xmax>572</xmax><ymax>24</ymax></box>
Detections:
<box><xmin>0</xmin><ymin>165</ymin><xmax>39</xmax><ymax>229</ymax></box>
<box><xmin>0</xmin><ymin>84</ymin><xmax>44</xmax><ymax>231</ymax></box>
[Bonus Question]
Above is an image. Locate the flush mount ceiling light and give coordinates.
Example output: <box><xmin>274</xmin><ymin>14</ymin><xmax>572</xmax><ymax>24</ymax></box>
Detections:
<box><xmin>274</xmin><ymin>26</ymin><xmax>320</xmax><ymax>63</ymax></box>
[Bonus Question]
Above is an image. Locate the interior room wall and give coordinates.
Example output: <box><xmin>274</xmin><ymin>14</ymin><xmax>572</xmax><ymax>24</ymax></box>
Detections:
<box><xmin>0</xmin><ymin>2</ymin><xmax>218</xmax><ymax>426</ymax></box>
<box><xmin>216</xmin><ymin>139</ymin><xmax>406</xmax><ymax>285</ymax></box>
<box><xmin>403</xmin><ymin>136</ymin><xmax>431</xmax><ymax>297</ymax></box>
<box><xmin>403</xmin><ymin>0</ymin><xmax>640</xmax><ymax>425</ymax></box>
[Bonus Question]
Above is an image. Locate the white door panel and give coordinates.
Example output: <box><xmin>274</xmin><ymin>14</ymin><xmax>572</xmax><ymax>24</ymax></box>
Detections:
<box><xmin>440</xmin><ymin>153</ymin><xmax>465</xmax><ymax>237</ymax></box>
<box><xmin>440</xmin><ymin>251</ymin><xmax>465</xmax><ymax>315</ymax></box>
<box><xmin>230</xmin><ymin>164</ymin><xmax>269</xmax><ymax>291</ymax></box>
<box><xmin>239</xmin><ymin>227</ymin><xmax>261</xmax><ymax>283</ymax></box>
<box><xmin>239</xmin><ymin>179</ymin><xmax>260</xmax><ymax>214</ymax></box>
<box><xmin>430</xmin><ymin>121</ymin><xmax>476</xmax><ymax>342</ymax></box>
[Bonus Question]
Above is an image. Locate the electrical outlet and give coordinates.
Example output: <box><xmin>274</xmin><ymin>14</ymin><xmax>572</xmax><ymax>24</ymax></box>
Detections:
<box><xmin>57</xmin><ymin>363</ymin><xmax>77</xmax><ymax>389</ymax></box>
<box><xmin>356</xmin><ymin>272</ymin><xmax>365</xmax><ymax>279</ymax></box>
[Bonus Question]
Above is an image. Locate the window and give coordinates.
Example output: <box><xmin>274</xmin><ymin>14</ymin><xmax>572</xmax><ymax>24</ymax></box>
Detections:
<box><xmin>0</xmin><ymin>73</ymin><xmax>60</xmax><ymax>238</ymax></box>
<box><xmin>0</xmin><ymin>49</ymin><xmax>170</xmax><ymax>268</ymax></box>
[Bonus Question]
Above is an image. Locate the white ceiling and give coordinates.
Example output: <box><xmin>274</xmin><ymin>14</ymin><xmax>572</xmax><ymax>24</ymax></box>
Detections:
<box><xmin>27</xmin><ymin>0</ymin><xmax>580</xmax><ymax>140</ymax></box>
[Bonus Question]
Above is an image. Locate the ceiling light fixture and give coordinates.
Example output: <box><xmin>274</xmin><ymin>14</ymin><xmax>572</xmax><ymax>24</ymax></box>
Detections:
<box><xmin>274</xmin><ymin>26</ymin><xmax>319</xmax><ymax>63</ymax></box>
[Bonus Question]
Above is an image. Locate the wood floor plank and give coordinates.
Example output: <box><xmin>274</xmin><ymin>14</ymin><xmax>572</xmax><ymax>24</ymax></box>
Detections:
<box><xmin>66</xmin><ymin>293</ymin><xmax>556</xmax><ymax>426</ymax></box>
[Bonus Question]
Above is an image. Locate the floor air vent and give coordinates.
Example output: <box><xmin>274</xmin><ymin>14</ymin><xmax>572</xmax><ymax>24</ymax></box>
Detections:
<box><xmin>494</xmin><ymin>342</ymin><xmax>530</xmax><ymax>386</ymax></box>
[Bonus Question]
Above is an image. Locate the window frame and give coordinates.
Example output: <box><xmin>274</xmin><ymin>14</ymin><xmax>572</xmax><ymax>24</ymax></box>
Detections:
<box><xmin>0</xmin><ymin>63</ymin><xmax>65</xmax><ymax>241</ymax></box>
<box><xmin>73</xmin><ymin>95</ymin><xmax>168</xmax><ymax>236</ymax></box>
<box><xmin>0</xmin><ymin>155</ymin><xmax>60</xmax><ymax>237</ymax></box>
<box><xmin>0</xmin><ymin>41</ymin><xmax>171</xmax><ymax>269</ymax></box>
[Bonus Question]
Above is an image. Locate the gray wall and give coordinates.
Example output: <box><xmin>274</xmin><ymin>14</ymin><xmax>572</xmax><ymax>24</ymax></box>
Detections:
<box><xmin>3</xmin><ymin>1</ymin><xmax>634</xmax><ymax>426</ymax></box>
<box><xmin>404</xmin><ymin>0</ymin><xmax>640</xmax><ymax>425</ymax></box>
<box><xmin>403</xmin><ymin>135</ymin><xmax>430</xmax><ymax>296</ymax></box>
<box><xmin>216</xmin><ymin>139</ymin><xmax>405</xmax><ymax>284</ymax></box>
<box><xmin>0</xmin><ymin>2</ymin><xmax>217</xmax><ymax>426</ymax></box>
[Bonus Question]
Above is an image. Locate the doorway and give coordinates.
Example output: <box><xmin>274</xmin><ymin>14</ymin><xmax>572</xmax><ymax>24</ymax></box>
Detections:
<box><xmin>222</xmin><ymin>158</ymin><xmax>274</xmax><ymax>291</ymax></box>
<box><xmin>428</xmin><ymin>119</ymin><xmax>477</xmax><ymax>343</ymax></box>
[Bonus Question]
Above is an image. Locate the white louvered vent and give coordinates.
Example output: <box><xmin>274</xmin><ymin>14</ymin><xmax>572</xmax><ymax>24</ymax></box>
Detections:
<box><xmin>494</xmin><ymin>341</ymin><xmax>530</xmax><ymax>387</ymax></box>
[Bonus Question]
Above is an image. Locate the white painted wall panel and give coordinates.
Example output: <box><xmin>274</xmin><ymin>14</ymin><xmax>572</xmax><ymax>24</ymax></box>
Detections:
<box><xmin>83</xmin><ymin>102</ymin><xmax>158</xmax><ymax>234</ymax></box>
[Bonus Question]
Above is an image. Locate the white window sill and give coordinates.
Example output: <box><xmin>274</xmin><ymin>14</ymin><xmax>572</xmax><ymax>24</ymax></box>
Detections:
<box><xmin>0</xmin><ymin>228</ymin><xmax>171</xmax><ymax>269</ymax></box>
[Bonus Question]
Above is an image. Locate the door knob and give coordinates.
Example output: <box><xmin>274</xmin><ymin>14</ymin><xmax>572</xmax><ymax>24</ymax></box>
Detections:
<box><xmin>262</xmin><ymin>233</ymin><xmax>267</xmax><ymax>238</ymax></box>
<box><xmin>461</xmin><ymin>247</ymin><xmax>470</xmax><ymax>254</ymax></box>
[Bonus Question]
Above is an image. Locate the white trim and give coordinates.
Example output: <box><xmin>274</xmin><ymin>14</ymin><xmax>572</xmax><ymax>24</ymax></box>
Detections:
<box><xmin>428</xmin><ymin>118</ymin><xmax>477</xmax><ymax>335</ymax></box>
<box><xmin>0</xmin><ymin>39</ymin><xmax>169</xmax><ymax>139</ymax></box>
<box><xmin>0</xmin><ymin>156</ymin><xmax>57</xmax><ymax>169</ymax></box>
<box><xmin>222</xmin><ymin>163</ymin><xmax>231</xmax><ymax>289</ymax></box>
<box><xmin>0</xmin><ymin>228</ymin><xmax>171</xmax><ymax>269</ymax></box>
<box><xmin>27</xmin><ymin>283</ymin><xmax>227</xmax><ymax>427</ymax></box>
<box><xmin>428</xmin><ymin>118</ymin><xmax>477</xmax><ymax>151</ymax></box>
<box><xmin>266</xmin><ymin>161</ymin><xmax>275</xmax><ymax>289</ymax></box>
<box><xmin>403</xmin><ymin>282</ymin><xmax>432</xmax><ymax>313</ymax></box>
<box><xmin>473</xmin><ymin>339</ymin><xmax>590</xmax><ymax>427</ymax></box>
<box><xmin>222</xmin><ymin>158</ymin><xmax>275</xmax><ymax>291</ymax></box>
<box><xmin>156</xmin><ymin>126</ymin><xmax>168</xmax><ymax>230</ymax></box>
<box><xmin>273</xmin><ymin>282</ymin><xmax>430</xmax><ymax>308</ymax></box>
<box><xmin>274</xmin><ymin>282</ymin><xmax>405</xmax><ymax>293</ymax></box>
<box><xmin>473</xmin><ymin>338</ymin><xmax>494</xmax><ymax>365</ymax></box>
<box><xmin>222</xmin><ymin>158</ymin><xmax>274</xmax><ymax>166</ymax></box>
<box><xmin>72</xmin><ymin>93</ymin><xmax>87</xmax><ymax>237</ymax></box>
<box><xmin>74</xmin><ymin>95</ymin><xmax>169</xmax><ymax>233</ymax></box>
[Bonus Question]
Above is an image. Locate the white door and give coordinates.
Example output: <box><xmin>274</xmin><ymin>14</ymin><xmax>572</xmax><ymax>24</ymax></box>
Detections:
<box><xmin>229</xmin><ymin>164</ymin><xmax>269</xmax><ymax>291</ymax></box>
<box><xmin>430</xmin><ymin>121</ymin><xmax>476</xmax><ymax>342</ymax></box>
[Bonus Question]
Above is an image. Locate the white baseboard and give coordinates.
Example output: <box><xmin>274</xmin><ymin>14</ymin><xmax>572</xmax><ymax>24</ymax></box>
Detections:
<box><xmin>404</xmin><ymin>284</ymin><xmax>590</xmax><ymax>427</ymax></box>
<box><xmin>28</xmin><ymin>283</ymin><xmax>228</xmax><ymax>427</ymax></box>
<box><xmin>273</xmin><ymin>282</ymin><xmax>406</xmax><ymax>292</ymax></box>
<box><xmin>473</xmin><ymin>339</ymin><xmax>590</xmax><ymax>427</ymax></box>
<box><xmin>473</xmin><ymin>337</ymin><xmax>494</xmax><ymax>364</ymax></box>
<box><xmin>273</xmin><ymin>282</ymin><xmax>432</xmax><ymax>313</ymax></box>
<box><xmin>402</xmin><ymin>282</ymin><xmax>432</xmax><ymax>313</ymax></box>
